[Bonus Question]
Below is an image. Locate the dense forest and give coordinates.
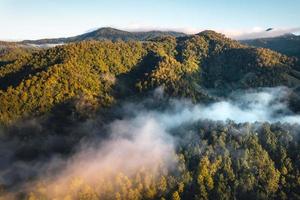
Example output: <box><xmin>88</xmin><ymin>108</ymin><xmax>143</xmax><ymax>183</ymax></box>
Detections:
<box><xmin>0</xmin><ymin>30</ymin><xmax>300</xmax><ymax>200</ymax></box>
<box><xmin>26</xmin><ymin>121</ymin><xmax>300</xmax><ymax>200</ymax></box>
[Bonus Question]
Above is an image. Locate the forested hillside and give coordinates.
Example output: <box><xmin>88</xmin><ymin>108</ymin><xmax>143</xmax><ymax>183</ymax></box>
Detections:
<box><xmin>1</xmin><ymin>31</ymin><xmax>299</xmax><ymax>124</ymax></box>
<box><xmin>1</xmin><ymin>30</ymin><xmax>300</xmax><ymax>200</ymax></box>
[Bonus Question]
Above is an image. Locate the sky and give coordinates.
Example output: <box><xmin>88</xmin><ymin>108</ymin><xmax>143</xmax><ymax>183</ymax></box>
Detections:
<box><xmin>0</xmin><ymin>0</ymin><xmax>300</xmax><ymax>40</ymax></box>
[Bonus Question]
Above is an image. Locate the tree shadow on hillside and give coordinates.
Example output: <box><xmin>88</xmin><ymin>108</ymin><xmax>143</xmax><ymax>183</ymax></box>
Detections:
<box><xmin>113</xmin><ymin>51</ymin><xmax>161</xmax><ymax>100</ymax></box>
<box><xmin>0</xmin><ymin>60</ymin><xmax>14</xmax><ymax>67</ymax></box>
<box><xmin>0</xmin><ymin>66</ymin><xmax>44</xmax><ymax>90</ymax></box>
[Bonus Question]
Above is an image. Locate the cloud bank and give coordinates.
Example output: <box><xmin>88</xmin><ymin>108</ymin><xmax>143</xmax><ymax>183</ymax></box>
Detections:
<box><xmin>230</xmin><ymin>27</ymin><xmax>300</xmax><ymax>40</ymax></box>
<box><xmin>153</xmin><ymin>87</ymin><xmax>300</xmax><ymax>125</ymax></box>
<box><xmin>124</xmin><ymin>26</ymin><xmax>300</xmax><ymax>40</ymax></box>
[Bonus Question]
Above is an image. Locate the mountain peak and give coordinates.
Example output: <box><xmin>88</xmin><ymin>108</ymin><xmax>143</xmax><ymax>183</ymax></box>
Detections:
<box><xmin>22</xmin><ymin>27</ymin><xmax>186</xmax><ymax>44</ymax></box>
<box><xmin>93</xmin><ymin>27</ymin><xmax>130</xmax><ymax>33</ymax></box>
<box><xmin>266</xmin><ymin>28</ymin><xmax>274</xmax><ymax>32</ymax></box>
<box><xmin>196</xmin><ymin>30</ymin><xmax>226</xmax><ymax>38</ymax></box>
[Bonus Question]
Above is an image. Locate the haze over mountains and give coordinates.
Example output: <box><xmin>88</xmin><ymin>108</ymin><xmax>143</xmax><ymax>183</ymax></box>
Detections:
<box><xmin>242</xmin><ymin>33</ymin><xmax>300</xmax><ymax>59</ymax></box>
<box><xmin>1</xmin><ymin>27</ymin><xmax>300</xmax><ymax>200</ymax></box>
<box><xmin>21</xmin><ymin>27</ymin><xmax>187</xmax><ymax>44</ymax></box>
<box><xmin>20</xmin><ymin>27</ymin><xmax>300</xmax><ymax>46</ymax></box>
<box><xmin>3</xmin><ymin>27</ymin><xmax>299</xmax><ymax>60</ymax></box>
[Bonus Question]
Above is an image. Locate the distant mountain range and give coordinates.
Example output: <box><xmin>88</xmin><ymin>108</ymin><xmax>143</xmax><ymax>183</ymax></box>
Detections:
<box><xmin>18</xmin><ymin>28</ymin><xmax>300</xmax><ymax>60</ymax></box>
<box><xmin>242</xmin><ymin>33</ymin><xmax>300</xmax><ymax>58</ymax></box>
<box><xmin>21</xmin><ymin>27</ymin><xmax>187</xmax><ymax>44</ymax></box>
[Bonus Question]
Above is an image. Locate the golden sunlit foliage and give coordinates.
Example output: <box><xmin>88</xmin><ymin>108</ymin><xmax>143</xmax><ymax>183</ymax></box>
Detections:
<box><xmin>0</xmin><ymin>31</ymin><xmax>298</xmax><ymax>124</ymax></box>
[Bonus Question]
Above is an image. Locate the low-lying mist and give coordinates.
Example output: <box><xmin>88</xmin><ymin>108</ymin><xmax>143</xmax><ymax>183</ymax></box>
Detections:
<box><xmin>156</xmin><ymin>86</ymin><xmax>300</xmax><ymax>125</ymax></box>
<box><xmin>0</xmin><ymin>86</ymin><xmax>299</xmax><ymax>199</ymax></box>
<box><xmin>23</xmin><ymin>116</ymin><xmax>177</xmax><ymax>199</ymax></box>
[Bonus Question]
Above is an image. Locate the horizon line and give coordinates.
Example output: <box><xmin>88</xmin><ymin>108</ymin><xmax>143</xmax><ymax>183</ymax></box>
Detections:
<box><xmin>1</xmin><ymin>26</ymin><xmax>299</xmax><ymax>42</ymax></box>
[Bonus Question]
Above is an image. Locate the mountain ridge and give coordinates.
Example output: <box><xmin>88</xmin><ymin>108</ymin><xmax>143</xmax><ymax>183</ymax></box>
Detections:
<box><xmin>21</xmin><ymin>27</ymin><xmax>187</xmax><ymax>44</ymax></box>
<box><xmin>241</xmin><ymin>34</ymin><xmax>300</xmax><ymax>59</ymax></box>
<box><xmin>1</xmin><ymin>30</ymin><xmax>300</xmax><ymax>124</ymax></box>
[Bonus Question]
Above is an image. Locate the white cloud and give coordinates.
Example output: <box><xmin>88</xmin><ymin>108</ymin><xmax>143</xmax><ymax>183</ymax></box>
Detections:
<box><xmin>221</xmin><ymin>27</ymin><xmax>300</xmax><ymax>40</ymax></box>
<box><xmin>2</xmin><ymin>23</ymin><xmax>299</xmax><ymax>41</ymax></box>
<box><xmin>121</xmin><ymin>25</ymin><xmax>300</xmax><ymax>40</ymax></box>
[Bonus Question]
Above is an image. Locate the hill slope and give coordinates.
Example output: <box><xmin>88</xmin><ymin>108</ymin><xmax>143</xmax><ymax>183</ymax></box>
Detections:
<box><xmin>1</xmin><ymin>30</ymin><xmax>299</xmax><ymax>124</ymax></box>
